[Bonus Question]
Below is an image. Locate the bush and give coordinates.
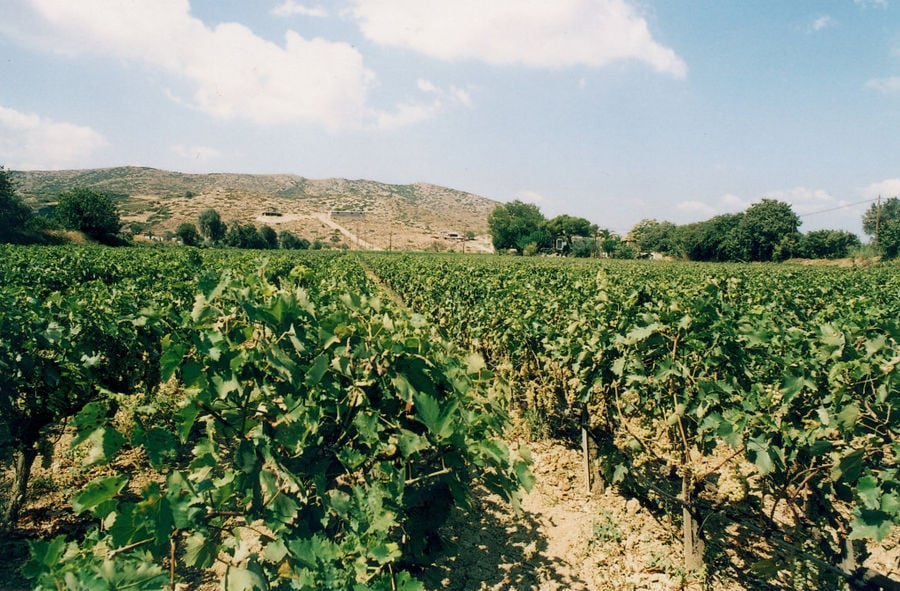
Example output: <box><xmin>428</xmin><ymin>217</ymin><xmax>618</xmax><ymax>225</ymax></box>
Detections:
<box><xmin>799</xmin><ymin>230</ymin><xmax>861</xmax><ymax>259</ymax></box>
<box><xmin>198</xmin><ymin>208</ymin><xmax>227</xmax><ymax>243</ymax></box>
<box><xmin>0</xmin><ymin>166</ymin><xmax>33</xmax><ymax>239</ymax></box>
<box><xmin>175</xmin><ymin>222</ymin><xmax>201</xmax><ymax>246</ymax></box>
<box><xmin>259</xmin><ymin>224</ymin><xmax>278</xmax><ymax>249</ymax></box>
<box><xmin>23</xmin><ymin>269</ymin><xmax>530</xmax><ymax>590</ymax></box>
<box><xmin>224</xmin><ymin>222</ymin><xmax>265</xmax><ymax>249</ymax></box>
<box><xmin>55</xmin><ymin>188</ymin><xmax>121</xmax><ymax>239</ymax></box>
<box><xmin>278</xmin><ymin>230</ymin><xmax>310</xmax><ymax>250</ymax></box>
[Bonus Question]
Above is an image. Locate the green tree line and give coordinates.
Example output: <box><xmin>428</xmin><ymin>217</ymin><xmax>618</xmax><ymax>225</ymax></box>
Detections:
<box><xmin>489</xmin><ymin>194</ymin><xmax>899</xmax><ymax>261</ymax></box>
<box><xmin>629</xmin><ymin>198</ymin><xmax>898</xmax><ymax>261</ymax></box>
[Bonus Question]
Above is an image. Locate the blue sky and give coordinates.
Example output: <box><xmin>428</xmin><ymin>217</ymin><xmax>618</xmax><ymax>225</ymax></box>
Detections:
<box><xmin>1</xmin><ymin>1</ymin><xmax>898</xmax><ymax>237</ymax></box>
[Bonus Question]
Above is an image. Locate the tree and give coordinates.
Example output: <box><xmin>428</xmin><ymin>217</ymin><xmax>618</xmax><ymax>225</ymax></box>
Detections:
<box><xmin>487</xmin><ymin>200</ymin><xmax>547</xmax><ymax>253</ymax></box>
<box><xmin>198</xmin><ymin>208</ymin><xmax>227</xmax><ymax>244</ymax></box>
<box><xmin>863</xmin><ymin>197</ymin><xmax>900</xmax><ymax>259</ymax></box>
<box><xmin>799</xmin><ymin>229</ymin><xmax>861</xmax><ymax>259</ymax></box>
<box><xmin>570</xmin><ymin>238</ymin><xmax>599</xmax><ymax>258</ymax></box>
<box><xmin>517</xmin><ymin>227</ymin><xmax>551</xmax><ymax>253</ymax></box>
<box><xmin>677</xmin><ymin>213</ymin><xmax>745</xmax><ymax>262</ymax></box>
<box><xmin>0</xmin><ymin>166</ymin><xmax>32</xmax><ymax>240</ymax></box>
<box><xmin>259</xmin><ymin>225</ymin><xmax>278</xmax><ymax>249</ymax></box>
<box><xmin>595</xmin><ymin>229</ymin><xmax>620</xmax><ymax>258</ymax></box>
<box><xmin>55</xmin><ymin>188</ymin><xmax>121</xmax><ymax>239</ymax></box>
<box><xmin>224</xmin><ymin>222</ymin><xmax>265</xmax><ymax>249</ymax></box>
<box><xmin>175</xmin><ymin>222</ymin><xmax>201</xmax><ymax>246</ymax></box>
<box><xmin>629</xmin><ymin>219</ymin><xmax>679</xmax><ymax>255</ymax></box>
<box><xmin>278</xmin><ymin>230</ymin><xmax>310</xmax><ymax>250</ymax></box>
<box><xmin>546</xmin><ymin>214</ymin><xmax>594</xmax><ymax>251</ymax></box>
<box><xmin>736</xmin><ymin>199</ymin><xmax>801</xmax><ymax>261</ymax></box>
<box><xmin>862</xmin><ymin>196</ymin><xmax>900</xmax><ymax>236</ymax></box>
<box><xmin>877</xmin><ymin>219</ymin><xmax>900</xmax><ymax>259</ymax></box>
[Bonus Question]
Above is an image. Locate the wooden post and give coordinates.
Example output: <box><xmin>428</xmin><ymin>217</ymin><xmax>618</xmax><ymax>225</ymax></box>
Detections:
<box><xmin>581</xmin><ymin>405</ymin><xmax>605</xmax><ymax>496</ymax></box>
<box><xmin>875</xmin><ymin>195</ymin><xmax>882</xmax><ymax>251</ymax></box>
<box><xmin>682</xmin><ymin>467</ymin><xmax>705</xmax><ymax>572</ymax></box>
<box><xmin>581</xmin><ymin>406</ymin><xmax>591</xmax><ymax>495</ymax></box>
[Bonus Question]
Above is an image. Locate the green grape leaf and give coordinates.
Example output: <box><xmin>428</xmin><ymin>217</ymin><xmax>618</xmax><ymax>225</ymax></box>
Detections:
<box><xmin>850</xmin><ymin>509</ymin><xmax>894</xmax><ymax>541</ymax></box>
<box><xmin>72</xmin><ymin>475</ymin><xmax>128</xmax><ymax>515</ymax></box>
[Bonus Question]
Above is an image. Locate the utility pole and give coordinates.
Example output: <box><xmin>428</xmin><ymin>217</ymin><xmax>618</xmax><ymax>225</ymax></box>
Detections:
<box><xmin>875</xmin><ymin>195</ymin><xmax>882</xmax><ymax>251</ymax></box>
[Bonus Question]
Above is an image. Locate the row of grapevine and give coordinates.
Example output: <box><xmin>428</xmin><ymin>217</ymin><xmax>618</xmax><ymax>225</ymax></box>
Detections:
<box><xmin>0</xmin><ymin>246</ymin><xmax>531</xmax><ymax>590</ymax></box>
<box><xmin>363</xmin><ymin>253</ymin><xmax>899</xmax><ymax>589</ymax></box>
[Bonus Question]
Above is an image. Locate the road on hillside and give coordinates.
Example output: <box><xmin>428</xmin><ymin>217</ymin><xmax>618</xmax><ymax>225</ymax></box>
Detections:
<box><xmin>314</xmin><ymin>214</ymin><xmax>377</xmax><ymax>250</ymax></box>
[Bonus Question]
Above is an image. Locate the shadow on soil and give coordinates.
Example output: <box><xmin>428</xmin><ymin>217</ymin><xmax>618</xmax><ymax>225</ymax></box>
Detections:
<box><xmin>0</xmin><ymin>529</ymin><xmax>33</xmax><ymax>591</ymax></box>
<box><xmin>425</xmin><ymin>492</ymin><xmax>590</xmax><ymax>591</ymax></box>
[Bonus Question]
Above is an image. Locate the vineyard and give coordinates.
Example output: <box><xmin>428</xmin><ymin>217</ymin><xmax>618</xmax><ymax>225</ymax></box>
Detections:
<box><xmin>0</xmin><ymin>245</ymin><xmax>898</xmax><ymax>590</ymax></box>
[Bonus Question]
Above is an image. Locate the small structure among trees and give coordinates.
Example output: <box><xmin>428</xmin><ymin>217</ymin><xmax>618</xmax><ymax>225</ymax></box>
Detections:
<box><xmin>330</xmin><ymin>210</ymin><xmax>365</xmax><ymax>220</ymax></box>
<box><xmin>488</xmin><ymin>200</ymin><xmax>596</xmax><ymax>255</ymax></box>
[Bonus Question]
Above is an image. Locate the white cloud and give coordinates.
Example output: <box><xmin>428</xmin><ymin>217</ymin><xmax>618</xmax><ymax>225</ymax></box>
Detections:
<box><xmin>417</xmin><ymin>79</ymin><xmax>439</xmax><ymax>94</ymax></box>
<box><xmin>272</xmin><ymin>1</ymin><xmax>327</xmax><ymax>18</ymax></box>
<box><xmin>810</xmin><ymin>15</ymin><xmax>836</xmax><ymax>31</ymax></box>
<box><xmin>2</xmin><ymin>0</ymin><xmax>443</xmax><ymax>130</ymax></box>
<box><xmin>349</xmin><ymin>0</ymin><xmax>687</xmax><ymax>78</ymax></box>
<box><xmin>854</xmin><ymin>0</ymin><xmax>888</xmax><ymax>8</ymax></box>
<box><xmin>0</xmin><ymin>105</ymin><xmax>107</xmax><ymax>169</ymax></box>
<box><xmin>719</xmin><ymin>193</ymin><xmax>750</xmax><ymax>212</ymax></box>
<box><xmin>765</xmin><ymin>187</ymin><xmax>838</xmax><ymax>215</ymax></box>
<box><xmin>866</xmin><ymin>76</ymin><xmax>900</xmax><ymax>94</ymax></box>
<box><xmin>676</xmin><ymin>200</ymin><xmax>716</xmax><ymax>218</ymax></box>
<box><xmin>371</xmin><ymin>79</ymin><xmax>474</xmax><ymax>126</ymax></box>
<box><xmin>171</xmin><ymin>143</ymin><xmax>222</xmax><ymax>163</ymax></box>
<box><xmin>675</xmin><ymin>188</ymin><xmax>839</xmax><ymax>222</ymax></box>
<box><xmin>372</xmin><ymin>100</ymin><xmax>444</xmax><ymax>130</ymax></box>
<box><xmin>516</xmin><ymin>190</ymin><xmax>546</xmax><ymax>204</ymax></box>
<box><xmin>862</xmin><ymin>178</ymin><xmax>900</xmax><ymax>198</ymax></box>
<box><xmin>674</xmin><ymin>194</ymin><xmax>745</xmax><ymax>221</ymax></box>
<box><xmin>449</xmin><ymin>86</ymin><xmax>473</xmax><ymax>108</ymax></box>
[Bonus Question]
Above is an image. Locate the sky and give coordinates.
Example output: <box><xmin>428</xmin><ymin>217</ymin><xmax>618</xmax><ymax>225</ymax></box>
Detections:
<box><xmin>1</xmin><ymin>1</ymin><xmax>899</xmax><ymax>237</ymax></box>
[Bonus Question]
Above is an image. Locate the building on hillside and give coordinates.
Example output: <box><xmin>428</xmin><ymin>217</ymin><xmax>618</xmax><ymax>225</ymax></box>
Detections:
<box><xmin>330</xmin><ymin>210</ymin><xmax>365</xmax><ymax>220</ymax></box>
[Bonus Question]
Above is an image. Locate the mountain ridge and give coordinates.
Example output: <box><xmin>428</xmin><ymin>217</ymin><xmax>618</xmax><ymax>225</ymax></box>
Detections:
<box><xmin>12</xmin><ymin>166</ymin><xmax>499</xmax><ymax>251</ymax></box>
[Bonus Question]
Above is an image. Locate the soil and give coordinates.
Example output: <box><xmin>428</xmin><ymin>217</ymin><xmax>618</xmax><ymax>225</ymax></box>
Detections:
<box><xmin>430</xmin><ymin>440</ymin><xmax>721</xmax><ymax>591</ymax></box>
<box><xmin>431</xmin><ymin>440</ymin><xmax>900</xmax><ymax>591</ymax></box>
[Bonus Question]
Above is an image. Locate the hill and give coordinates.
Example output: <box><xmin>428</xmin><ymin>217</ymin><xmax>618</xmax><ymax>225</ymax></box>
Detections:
<box><xmin>11</xmin><ymin>166</ymin><xmax>499</xmax><ymax>251</ymax></box>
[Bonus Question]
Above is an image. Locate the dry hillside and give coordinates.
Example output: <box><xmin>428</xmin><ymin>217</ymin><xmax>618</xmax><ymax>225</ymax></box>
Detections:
<box><xmin>12</xmin><ymin>167</ymin><xmax>499</xmax><ymax>252</ymax></box>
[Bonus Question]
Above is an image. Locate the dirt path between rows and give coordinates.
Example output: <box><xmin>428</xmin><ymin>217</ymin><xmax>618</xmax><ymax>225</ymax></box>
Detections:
<box><xmin>427</xmin><ymin>440</ymin><xmax>715</xmax><ymax>591</ymax></box>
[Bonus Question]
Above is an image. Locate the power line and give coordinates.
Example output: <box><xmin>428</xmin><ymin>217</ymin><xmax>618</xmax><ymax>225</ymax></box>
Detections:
<box><xmin>798</xmin><ymin>197</ymin><xmax>879</xmax><ymax>217</ymax></box>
